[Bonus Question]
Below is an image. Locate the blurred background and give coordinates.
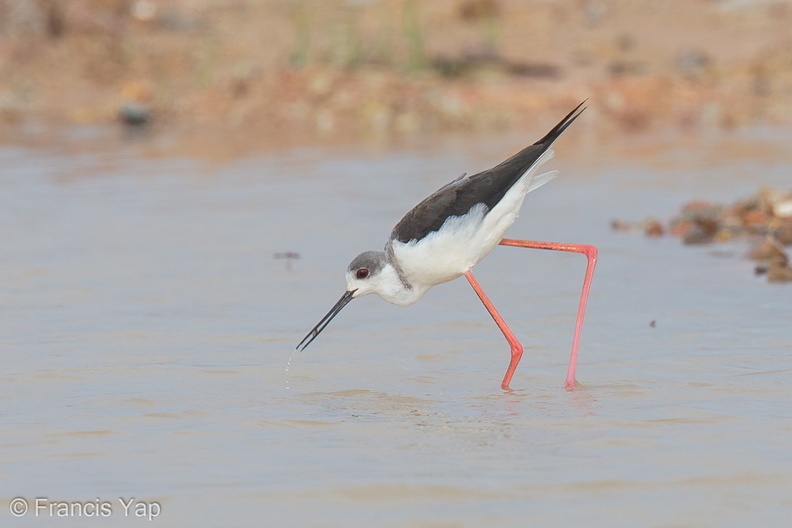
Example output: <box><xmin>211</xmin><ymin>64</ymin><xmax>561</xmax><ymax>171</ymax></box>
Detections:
<box><xmin>2</xmin><ymin>3</ymin><xmax>792</xmax><ymax>527</ymax></box>
<box><xmin>1</xmin><ymin>0</ymin><xmax>791</xmax><ymax>138</ymax></box>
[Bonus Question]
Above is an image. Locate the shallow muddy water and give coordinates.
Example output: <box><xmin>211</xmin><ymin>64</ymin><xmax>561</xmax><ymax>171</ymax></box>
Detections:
<box><xmin>1</xmin><ymin>125</ymin><xmax>791</xmax><ymax>527</ymax></box>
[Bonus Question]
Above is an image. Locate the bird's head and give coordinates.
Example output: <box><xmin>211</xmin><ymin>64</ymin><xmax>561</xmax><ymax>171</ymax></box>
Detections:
<box><xmin>296</xmin><ymin>250</ymin><xmax>391</xmax><ymax>351</ymax></box>
<box><xmin>344</xmin><ymin>250</ymin><xmax>389</xmax><ymax>298</ymax></box>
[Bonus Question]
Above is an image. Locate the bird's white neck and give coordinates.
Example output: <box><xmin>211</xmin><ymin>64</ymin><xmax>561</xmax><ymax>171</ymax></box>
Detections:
<box><xmin>368</xmin><ymin>263</ymin><xmax>429</xmax><ymax>307</ymax></box>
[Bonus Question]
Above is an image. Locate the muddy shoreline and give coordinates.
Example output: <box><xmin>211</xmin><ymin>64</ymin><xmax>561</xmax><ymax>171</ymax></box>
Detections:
<box><xmin>2</xmin><ymin>0</ymin><xmax>792</xmax><ymax>139</ymax></box>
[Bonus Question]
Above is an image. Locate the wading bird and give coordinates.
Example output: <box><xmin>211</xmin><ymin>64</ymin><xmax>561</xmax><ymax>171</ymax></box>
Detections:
<box><xmin>297</xmin><ymin>102</ymin><xmax>597</xmax><ymax>390</ymax></box>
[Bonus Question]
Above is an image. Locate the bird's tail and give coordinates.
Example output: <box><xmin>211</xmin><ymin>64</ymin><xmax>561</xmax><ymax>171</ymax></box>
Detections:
<box><xmin>526</xmin><ymin>169</ymin><xmax>559</xmax><ymax>194</ymax></box>
<box><xmin>522</xmin><ymin>147</ymin><xmax>558</xmax><ymax>194</ymax></box>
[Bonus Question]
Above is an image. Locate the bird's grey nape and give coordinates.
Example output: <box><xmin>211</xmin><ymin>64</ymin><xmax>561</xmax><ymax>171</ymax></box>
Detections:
<box><xmin>386</xmin><ymin>243</ymin><xmax>412</xmax><ymax>290</ymax></box>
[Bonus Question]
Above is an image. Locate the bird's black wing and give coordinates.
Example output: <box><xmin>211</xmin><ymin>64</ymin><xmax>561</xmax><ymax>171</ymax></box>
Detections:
<box><xmin>390</xmin><ymin>101</ymin><xmax>585</xmax><ymax>244</ymax></box>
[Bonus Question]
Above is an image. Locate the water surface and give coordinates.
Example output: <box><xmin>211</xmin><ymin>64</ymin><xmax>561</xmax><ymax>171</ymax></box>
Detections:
<box><xmin>1</xmin><ymin>126</ymin><xmax>791</xmax><ymax>527</ymax></box>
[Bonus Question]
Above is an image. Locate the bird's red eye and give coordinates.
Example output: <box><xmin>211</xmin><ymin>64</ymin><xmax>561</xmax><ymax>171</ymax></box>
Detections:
<box><xmin>356</xmin><ymin>268</ymin><xmax>369</xmax><ymax>279</ymax></box>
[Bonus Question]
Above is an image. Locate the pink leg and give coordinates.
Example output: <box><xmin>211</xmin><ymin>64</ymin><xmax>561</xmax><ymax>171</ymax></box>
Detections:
<box><xmin>499</xmin><ymin>238</ymin><xmax>598</xmax><ymax>390</ymax></box>
<box><xmin>463</xmin><ymin>270</ymin><xmax>523</xmax><ymax>390</ymax></box>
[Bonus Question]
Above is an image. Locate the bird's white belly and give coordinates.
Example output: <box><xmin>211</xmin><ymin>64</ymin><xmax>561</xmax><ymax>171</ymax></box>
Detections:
<box><xmin>392</xmin><ymin>202</ymin><xmax>515</xmax><ymax>287</ymax></box>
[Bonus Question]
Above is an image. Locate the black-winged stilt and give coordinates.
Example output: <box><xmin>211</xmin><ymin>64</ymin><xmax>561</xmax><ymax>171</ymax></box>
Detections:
<box><xmin>297</xmin><ymin>102</ymin><xmax>597</xmax><ymax>390</ymax></box>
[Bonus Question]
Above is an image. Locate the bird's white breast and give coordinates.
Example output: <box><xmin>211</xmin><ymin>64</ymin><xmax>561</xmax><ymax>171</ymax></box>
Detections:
<box><xmin>391</xmin><ymin>203</ymin><xmax>489</xmax><ymax>287</ymax></box>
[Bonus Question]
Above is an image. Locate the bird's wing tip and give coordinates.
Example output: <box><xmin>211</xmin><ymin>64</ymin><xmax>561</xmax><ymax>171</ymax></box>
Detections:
<box><xmin>535</xmin><ymin>101</ymin><xmax>587</xmax><ymax>147</ymax></box>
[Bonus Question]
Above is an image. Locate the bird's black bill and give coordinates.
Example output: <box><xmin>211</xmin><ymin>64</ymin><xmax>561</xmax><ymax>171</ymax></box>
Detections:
<box><xmin>296</xmin><ymin>290</ymin><xmax>357</xmax><ymax>351</ymax></box>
